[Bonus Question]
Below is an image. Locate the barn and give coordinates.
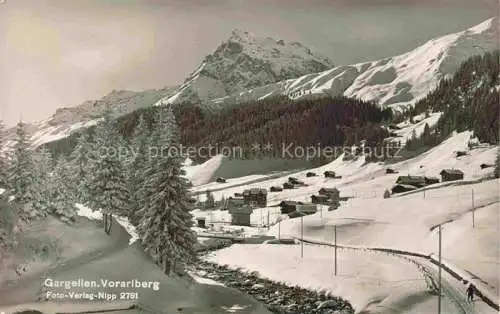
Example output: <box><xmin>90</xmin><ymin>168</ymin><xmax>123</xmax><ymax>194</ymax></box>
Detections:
<box><xmin>324</xmin><ymin>171</ymin><xmax>336</xmax><ymax>178</ymax></box>
<box><xmin>395</xmin><ymin>175</ymin><xmax>426</xmax><ymax>188</ymax></box>
<box><xmin>440</xmin><ymin>169</ymin><xmax>464</xmax><ymax>182</ymax></box>
<box><xmin>242</xmin><ymin>188</ymin><xmax>267</xmax><ymax>207</ymax></box>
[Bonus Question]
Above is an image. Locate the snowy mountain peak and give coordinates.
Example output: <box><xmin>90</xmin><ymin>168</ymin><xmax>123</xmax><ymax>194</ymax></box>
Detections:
<box><xmin>156</xmin><ymin>30</ymin><xmax>334</xmax><ymax>105</ymax></box>
<box><xmin>229</xmin><ymin>29</ymin><xmax>256</xmax><ymax>42</ymax></box>
<box><xmin>204</xmin><ymin>17</ymin><xmax>498</xmax><ymax>112</ymax></box>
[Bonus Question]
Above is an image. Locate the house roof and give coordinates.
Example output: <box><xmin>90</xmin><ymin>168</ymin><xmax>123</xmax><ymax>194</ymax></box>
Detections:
<box><xmin>425</xmin><ymin>176</ymin><xmax>440</xmax><ymax>181</ymax></box>
<box><xmin>243</xmin><ymin>188</ymin><xmax>267</xmax><ymax>195</ymax></box>
<box><xmin>324</xmin><ymin>171</ymin><xmax>335</xmax><ymax>174</ymax></box>
<box><xmin>396</xmin><ymin>175</ymin><xmax>425</xmax><ymax>183</ymax></box>
<box><xmin>279</xmin><ymin>200</ymin><xmax>302</xmax><ymax>206</ymax></box>
<box><xmin>440</xmin><ymin>169</ymin><xmax>464</xmax><ymax>175</ymax></box>
<box><xmin>319</xmin><ymin>187</ymin><xmax>339</xmax><ymax>192</ymax></box>
<box><xmin>312</xmin><ymin>194</ymin><xmax>329</xmax><ymax>199</ymax></box>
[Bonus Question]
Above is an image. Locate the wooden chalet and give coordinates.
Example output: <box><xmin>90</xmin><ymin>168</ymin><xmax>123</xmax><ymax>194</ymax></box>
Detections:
<box><xmin>270</xmin><ymin>186</ymin><xmax>283</xmax><ymax>192</ymax></box>
<box><xmin>279</xmin><ymin>201</ymin><xmax>303</xmax><ymax>214</ymax></box>
<box><xmin>287</xmin><ymin>204</ymin><xmax>317</xmax><ymax>218</ymax></box>
<box><xmin>391</xmin><ymin>184</ymin><xmax>417</xmax><ymax>194</ymax></box>
<box><xmin>283</xmin><ymin>182</ymin><xmax>295</xmax><ymax>189</ymax></box>
<box><xmin>324</xmin><ymin>171</ymin><xmax>336</xmax><ymax>178</ymax></box>
<box><xmin>395</xmin><ymin>175</ymin><xmax>426</xmax><ymax>188</ymax></box>
<box><xmin>318</xmin><ymin>187</ymin><xmax>340</xmax><ymax>200</ymax></box>
<box><xmin>424</xmin><ymin>176</ymin><xmax>440</xmax><ymax>185</ymax></box>
<box><xmin>440</xmin><ymin>169</ymin><xmax>464</xmax><ymax>182</ymax></box>
<box><xmin>311</xmin><ymin>194</ymin><xmax>330</xmax><ymax>204</ymax></box>
<box><xmin>306</xmin><ymin>172</ymin><xmax>317</xmax><ymax>177</ymax></box>
<box><xmin>216</xmin><ymin>177</ymin><xmax>227</xmax><ymax>183</ymax></box>
<box><xmin>480</xmin><ymin>163</ymin><xmax>494</xmax><ymax>169</ymax></box>
<box><xmin>386</xmin><ymin>168</ymin><xmax>398</xmax><ymax>174</ymax></box>
<box><xmin>234</xmin><ymin>192</ymin><xmax>243</xmax><ymax>197</ymax></box>
<box><xmin>226</xmin><ymin>197</ymin><xmax>245</xmax><ymax>210</ymax></box>
<box><xmin>228</xmin><ymin>205</ymin><xmax>253</xmax><ymax>226</ymax></box>
<box><xmin>242</xmin><ymin>188</ymin><xmax>267</xmax><ymax>207</ymax></box>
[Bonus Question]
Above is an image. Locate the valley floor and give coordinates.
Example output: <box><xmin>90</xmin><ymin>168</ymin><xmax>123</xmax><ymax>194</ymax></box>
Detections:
<box><xmin>188</xmin><ymin>131</ymin><xmax>499</xmax><ymax>314</ymax></box>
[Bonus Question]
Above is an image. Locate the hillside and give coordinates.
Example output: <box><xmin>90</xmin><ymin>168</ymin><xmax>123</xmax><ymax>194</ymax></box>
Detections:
<box><xmin>189</xmin><ymin>130</ymin><xmax>499</xmax><ymax>313</ymax></box>
<box><xmin>156</xmin><ymin>29</ymin><xmax>333</xmax><ymax>105</ymax></box>
<box><xmin>4</xmin><ymin>18</ymin><xmax>497</xmax><ymax>151</ymax></box>
<box><xmin>196</xmin><ymin>18</ymin><xmax>498</xmax><ymax>113</ymax></box>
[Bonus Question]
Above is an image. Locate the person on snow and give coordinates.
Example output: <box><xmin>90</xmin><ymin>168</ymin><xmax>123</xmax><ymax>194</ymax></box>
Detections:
<box><xmin>466</xmin><ymin>283</ymin><xmax>475</xmax><ymax>302</ymax></box>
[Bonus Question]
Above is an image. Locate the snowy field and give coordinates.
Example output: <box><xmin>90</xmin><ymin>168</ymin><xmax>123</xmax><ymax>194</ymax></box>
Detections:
<box><xmin>186</xmin><ymin>131</ymin><xmax>499</xmax><ymax>313</ymax></box>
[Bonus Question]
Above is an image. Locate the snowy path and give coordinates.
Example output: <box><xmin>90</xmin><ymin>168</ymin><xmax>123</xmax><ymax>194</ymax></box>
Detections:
<box><xmin>294</xmin><ymin>236</ymin><xmax>498</xmax><ymax>313</ymax></box>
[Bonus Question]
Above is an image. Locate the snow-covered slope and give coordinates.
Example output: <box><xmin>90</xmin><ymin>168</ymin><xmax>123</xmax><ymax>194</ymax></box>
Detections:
<box><xmin>3</xmin><ymin>87</ymin><xmax>177</xmax><ymax>148</ymax></box>
<box><xmin>192</xmin><ymin>132</ymin><xmax>498</xmax><ymax>313</ymax></box>
<box><xmin>199</xmin><ymin>18</ymin><xmax>498</xmax><ymax>112</ymax></box>
<box><xmin>155</xmin><ymin>29</ymin><xmax>333</xmax><ymax>105</ymax></box>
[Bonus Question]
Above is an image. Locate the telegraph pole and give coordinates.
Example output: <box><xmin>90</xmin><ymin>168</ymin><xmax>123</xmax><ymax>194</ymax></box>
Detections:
<box><xmin>438</xmin><ymin>224</ymin><xmax>442</xmax><ymax>314</ymax></box>
<box><xmin>472</xmin><ymin>188</ymin><xmax>475</xmax><ymax>228</ymax></box>
<box><xmin>334</xmin><ymin>225</ymin><xmax>337</xmax><ymax>276</ymax></box>
<box><xmin>301</xmin><ymin>215</ymin><xmax>304</xmax><ymax>258</ymax></box>
<box><xmin>278</xmin><ymin>219</ymin><xmax>281</xmax><ymax>240</ymax></box>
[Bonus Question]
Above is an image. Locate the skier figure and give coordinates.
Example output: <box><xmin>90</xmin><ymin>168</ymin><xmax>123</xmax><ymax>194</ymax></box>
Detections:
<box><xmin>466</xmin><ymin>283</ymin><xmax>475</xmax><ymax>302</ymax></box>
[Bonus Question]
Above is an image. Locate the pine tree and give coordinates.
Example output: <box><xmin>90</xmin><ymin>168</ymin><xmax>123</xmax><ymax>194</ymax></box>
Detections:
<box><xmin>137</xmin><ymin>105</ymin><xmax>196</xmax><ymax>275</ymax></box>
<box><xmin>127</xmin><ymin>115</ymin><xmax>150</xmax><ymax>225</ymax></box>
<box><xmin>205</xmin><ymin>190</ymin><xmax>215</xmax><ymax>209</ymax></box>
<box><xmin>51</xmin><ymin>155</ymin><xmax>77</xmax><ymax>223</ymax></box>
<box><xmin>88</xmin><ymin>109</ymin><xmax>130</xmax><ymax>219</ymax></box>
<box><xmin>0</xmin><ymin>120</ymin><xmax>8</xmax><ymax>188</ymax></box>
<box><xmin>69</xmin><ymin>133</ymin><xmax>92</xmax><ymax>204</ymax></box>
<box><xmin>30</xmin><ymin>147</ymin><xmax>54</xmax><ymax>214</ymax></box>
<box><xmin>9</xmin><ymin>121</ymin><xmax>40</xmax><ymax>218</ymax></box>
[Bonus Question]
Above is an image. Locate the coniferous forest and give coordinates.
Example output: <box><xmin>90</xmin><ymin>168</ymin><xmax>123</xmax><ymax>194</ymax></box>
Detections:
<box><xmin>409</xmin><ymin>50</ymin><xmax>499</xmax><ymax>145</ymax></box>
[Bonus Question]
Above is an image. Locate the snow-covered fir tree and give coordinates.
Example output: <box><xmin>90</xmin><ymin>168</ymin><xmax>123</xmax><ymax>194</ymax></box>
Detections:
<box><xmin>127</xmin><ymin>115</ymin><xmax>150</xmax><ymax>225</ymax></box>
<box><xmin>69</xmin><ymin>133</ymin><xmax>93</xmax><ymax>204</ymax></box>
<box><xmin>50</xmin><ymin>155</ymin><xmax>77</xmax><ymax>223</ymax></box>
<box><xmin>87</xmin><ymin>109</ymin><xmax>130</xmax><ymax>217</ymax></box>
<box><xmin>8</xmin><ymin>121</ymin><xmax>40</xmax><ymax>218</ymax></box>
<box><xmin>0</xmin><ymin>120</ymin><xmax>8</xmax><ymax>188</ymax></box>
<box><xmin>137</xmin><ymin>105</ymin><xmax>196</xmax><ymax>274</ymax></box>
<box><xmin>205</xmin><ymin>190</ymin><xmax>215</xmax><ymax>209</ymax></box>
<box><xmin>30</xmin><ymin>147</ymin><xmax>54</xmax><ymax>214</ymax></box>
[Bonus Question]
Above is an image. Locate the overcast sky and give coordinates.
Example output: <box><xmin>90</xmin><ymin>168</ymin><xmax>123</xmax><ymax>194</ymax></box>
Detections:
<box><xmin>0</xmin><ymin>0</ymin><xmax>497</xmax><ymax>126</ymax></box>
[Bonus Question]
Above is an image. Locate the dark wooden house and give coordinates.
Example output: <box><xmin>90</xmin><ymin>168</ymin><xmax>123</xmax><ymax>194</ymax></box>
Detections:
<box><xmin>306</xmin><ymin>172</ymin><xmax>316</xmax><ymax>177</ymax></box>
<box><xmin>395</xmin><ymin>176</ymin><xmax>426</xmax><ymax>188</ymax></box>
<box><xmin>311</xmin><ymin>194</ymin><xmax>330</xmax><ymax>204</ymax></box>
<box><xmin>440</xmin><ymin>169</ymin><xmax>464</xmax><ymax>182</ymax></box>
<box><xmin>318</xmin><ymin>187</ymin><xmax>340</xmax><ymax>200</ymax></box>
<box><xmin>216</xmin><ymin>177</ymin><xmax>227</xmax><ymax>183</ymax></box>
<box><xmin>324</xmin><ymin>171</ymin><xmax>336</xmax><ymax>178</ymax></box>
<box><xmin>480</xmin><ymin>163</ymin><xmax>494</xmax><ymax>169</ymax></box>
<box><xmin>270</xmin><ymin>186</ymin><xmax>283</xmax><ymax>192</ymax></box>
<box><xmin>391</xmin><ymin>184</ymin><xmax>417</xmax><ymax>194</ymax></box>
<box><xmin>424</xmin><ymin>176</ymin><xmax>440</xmax><ymax>185</ymax></box>
<box><xmin>226</xmin><ymin>197</ymin><xmax>245</xmax><ymax>210</ymax></box>
<box><xmin>386</xmin><ymin>168</ymin><xmax>397</xmax><ymax>174</ymax></box>
<box><xmin>279</xmin><ymin>201</ymin><xmax>303</xmax><ymax>214</ymax></box>
<box><xmin>283</xmin><ymin>182</ymin><xmax>295</xmax><ymax>189</ymax></box>
<box><xmin>242</xmin><ymin>188</ymin><xmax>267</xmax><ymax>207</ymax></box>
<box><xmin>288</xmin><ymin>177</ymin><xmax>299</xmax><ymax>184</ymax></box>
<box><xmin>228</xmin><ymin>206</ymin><xmax>252</xmax><ymax>226</ymax></box>
<box><xmin>456</xmin><ymin>151</ymin><xmax>467</xmax><ymax>157</ymax></box>
<box><xmin>234</xmin><ymin>192</ymin><xmax>243</xmax><ymax>197</ymax></box>
<box><xmin>196</xmin><ymin>217</ymin><xmax>206</xmax><ymax>228</ymax></box>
